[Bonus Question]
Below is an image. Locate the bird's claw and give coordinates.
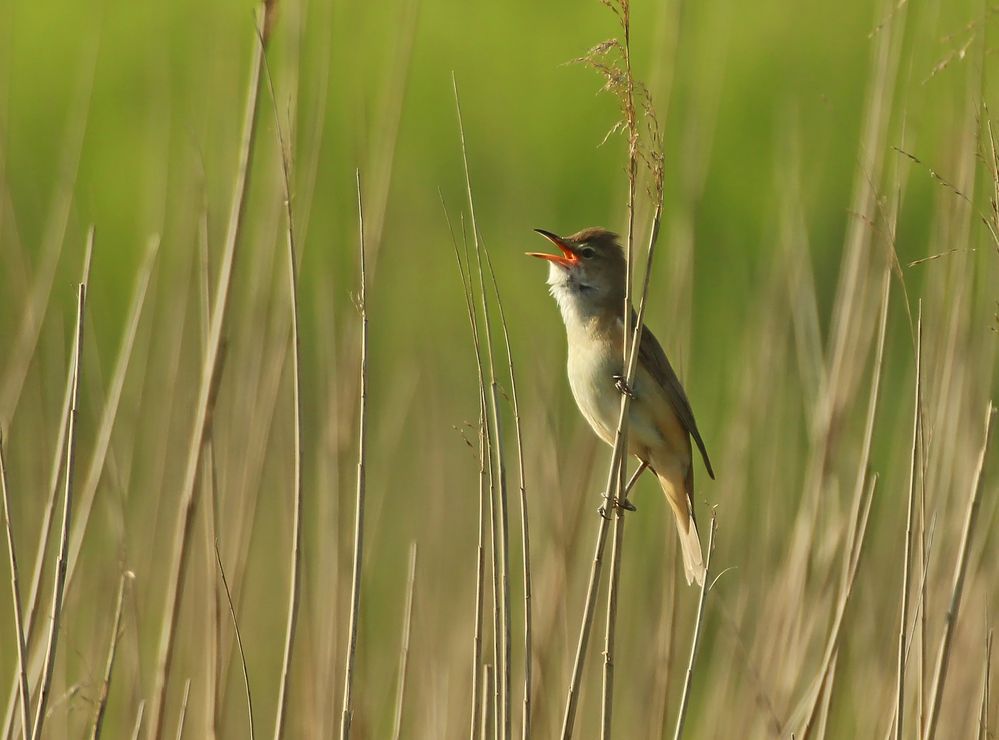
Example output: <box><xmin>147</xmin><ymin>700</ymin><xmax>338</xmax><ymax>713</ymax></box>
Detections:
<box><xmin>598</xmin><ymin>493</ymin><xmax>638</xmax><ymax>519</ymax></box>
<box><xmin>612</xmin><ymin>374</ymin><xmax>635</xmax><ymax>399</ymax></box>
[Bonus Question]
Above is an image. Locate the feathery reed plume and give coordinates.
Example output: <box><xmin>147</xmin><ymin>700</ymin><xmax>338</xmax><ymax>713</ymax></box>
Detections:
<box><xmin>672</xmin><ymin>512</ymin><xmax>718</xmax><ymax>740</ymax></box>
<box><xmin>90</xmin><ymin>571</ymin><xmax>130</xmax><ymax>740</ymax></box>
<box><xmin>390</xmin><ymin>543</ymin><xmax>418</xmax><ymax>740</ymax></box>
<box><xmin>260</xmin><ymin>30</ymin><xmax>305</xmax><ymax>740</ymax></box>
<box><xmin>924</xmin><ymin>403</ymin><xmax>994</xmax><ymax>740</ymax></box>
<box><xmin>339</xmin><ymin>169</ymin><xmax>369</xmax><ymax>740</ymax></box>
<box><xmin>0</xmin><ymin>435</ymin><xmax>30</xmax><ymax>740</ymax></box>
<box><xmin>146</xmin><ymin>8</ymin><xmax>271</xmax><ymax>736</ymax></box>
<box><xmin>31</xmin><ymin>282</ymin><xmax>86</xmax><ymax>740</ymax></box>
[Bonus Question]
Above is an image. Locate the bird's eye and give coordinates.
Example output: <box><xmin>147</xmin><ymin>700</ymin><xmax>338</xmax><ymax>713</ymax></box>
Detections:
<box><xmin>578</xmin><ymin>246</ymin><xmax>596</xmax><ymax>259</ymax></box>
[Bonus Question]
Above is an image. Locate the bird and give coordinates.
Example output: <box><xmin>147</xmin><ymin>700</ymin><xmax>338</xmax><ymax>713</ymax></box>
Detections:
<box><xmin>527</xmin><ymin>227</ymin><xmax>714</xmax><ymax>585</ymax></box>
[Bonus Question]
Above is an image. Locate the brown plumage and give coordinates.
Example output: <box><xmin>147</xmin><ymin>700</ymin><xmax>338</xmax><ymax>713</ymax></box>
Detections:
<box><xmin>528</xmin><ymin>227</ymin><xmax>714</xmax><ymax>585</ymax></box>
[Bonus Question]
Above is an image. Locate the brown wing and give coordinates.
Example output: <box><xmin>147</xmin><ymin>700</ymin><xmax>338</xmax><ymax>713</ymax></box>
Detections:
<box><xmin>637</xmin><ymin>323</ymin><xmax>715</xmax><ymax>479</ymax></box>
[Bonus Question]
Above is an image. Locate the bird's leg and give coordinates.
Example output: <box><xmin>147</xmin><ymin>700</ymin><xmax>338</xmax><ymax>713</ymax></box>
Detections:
<box><xmin>598</xmin><ymin>461</ymin><xmax>649</xmax><ymax>517</ymax></box>
<box><xmin>612</xmin><ymin>373</ymin><xmax>636</xmax><ymax>399</ymax></box>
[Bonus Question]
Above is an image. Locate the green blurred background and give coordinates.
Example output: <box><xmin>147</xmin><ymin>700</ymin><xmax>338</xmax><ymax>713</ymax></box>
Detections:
<box><xmin>1</xmin><ymin>0</ymin><xmax>997</xmax><ymax>737</ymax></box>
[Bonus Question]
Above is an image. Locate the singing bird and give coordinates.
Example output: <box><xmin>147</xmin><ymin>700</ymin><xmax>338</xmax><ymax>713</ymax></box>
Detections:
<box><xmin>528</xmin><ymin>227</ymin><xmax>714</xmax><ymax>585</ymax></box>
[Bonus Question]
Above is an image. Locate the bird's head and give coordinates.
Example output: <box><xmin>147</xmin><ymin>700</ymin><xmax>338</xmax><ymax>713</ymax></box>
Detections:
<box><xmin>527</xmin><ymin>227</ymin><xmax>626</xmax><ymax>323</ymax></box>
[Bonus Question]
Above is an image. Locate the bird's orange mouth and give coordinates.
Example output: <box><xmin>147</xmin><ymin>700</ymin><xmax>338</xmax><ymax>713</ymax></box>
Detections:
<box><xmin>527</xmin><ymin>229</ymin><xmax>578</xmax><ymax>267</ymax></box>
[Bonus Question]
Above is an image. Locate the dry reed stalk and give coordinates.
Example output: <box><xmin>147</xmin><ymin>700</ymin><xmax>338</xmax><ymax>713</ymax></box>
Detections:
<box><xmin>146</xmin><ymin>9</ymin><xmax>270</xmax><ymax>736</ymax></box>
<box><xmin>923</xmin><ymin>403</ymin><xmax>994</xmax><ymax>740</ymax></box>
<box><xmin>560</xmin><ymin>460</ymin><xmax>646</xmax><ymax>740</ymax></box>
<box><xmin>0</xmin><ymin>435</ymin><xmax>30</xmax><ymax>740</ymax></box>
<box><xmin>894</xmin><ymin>303</ymin><xmax>922</xmax><ymax>740</ymax></box>
<box><xmin>560</xmin><ymin>2</ymin><xmax>669</xmax><ymax>734</ymax></box>
<box><xmin>67</xmin><ymin>236</ymin><xmax>158</xmax><ymax>584</ymax></box>
<box><xmin>482</xmin><ymin>246</ymin><xmax>534</xmax><ymax>740</ymax></box>
<box><xmin>30</xmin><ymin>282</ymin><xmax>85</xmax><ymax>740</ymax></box>
<box><xmin>3</xmin><ymin>230</ymin><xmax>93</xmax><ymax>740</ymax></box>
<box><xmin>196</xmin><ymin>212</ymin><xmax>222</xmax><ymax>740</ymax></box>
<box><xmin>672</xmin><ymin>512</ymin><xmax>718</xmax><ymax>740</ymax></box>
<box><xmin>453</xmin><ymin>75</ymin><xmax>512</xmax><ymax>740</ymax></box>
<box><xmin>601</xmin><ymin>202</ymin><xmax>664</xmax><ymax>739</ymax></box>
<box><xmin>390</xmin><ymin>543</ymin><xmax>418</xmax><ymax>740</ymax></box>
<box><xmin>977</xmin><ymin>630</ymin><xmax>992</xmax><ymax>740</ymax></box>
<box><xmin>130</xmin><ymin>701</ymin><xmax>145</xmax><ymax>740</ymax></box>
<box><xmin>650</xmin><ymin>536</ymin><xmax>678</xmax><ymax>737</ymax></box>
<box><xmin>481</xmin><ymin>666</ymin><xmax>494</xmax><ymax>740</ymax></box>
<box><xmin>90</xmin><ymin>571</ymin><xmax>129</xmax><ymax>740</ymax></box>
<box><xmin>173</xmin><ymin>680</ymin><xmax>191</xmax><ymax>740</ymax></box>
<box><xmin>799</xmin><ymin>472</ymin><xmax>877</xmax><ymax>739</ymax></box>
<box><xmin>214</xmin><ymin>541</ymin><xmax>254</xmax><ymax>740</ymax></box>
<box><xmin>339</xmin><ymin>169</ymin><xmax>369</xmax><ymax>740</ymax></box>
<box><xmin>798</xmin><ymin>263</ymin><xmax>890</xmax><ymax>738</ymax></box>
<box><xmin>441</xmin><ymin>197</ymin><xmax>489</xmax><ymax>739</ymax></box>
<box><xmin>261</xmin><ymin>35</ymin><xmax>305</xmax><ymax>740</ymax></box>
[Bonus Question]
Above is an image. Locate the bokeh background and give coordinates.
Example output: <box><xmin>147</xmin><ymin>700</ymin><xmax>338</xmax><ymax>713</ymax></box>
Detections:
<box><xmin>0</xmin><ymin>0</ymin><xmax>997</xmax><ymax>737</ymax></box>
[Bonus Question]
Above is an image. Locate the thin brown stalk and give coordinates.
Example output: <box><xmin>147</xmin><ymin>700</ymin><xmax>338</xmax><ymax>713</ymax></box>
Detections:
<box><xmin>390</xmin><ymin>543</ymin><xmax>418</xmax><ymax>740</ymax></box>
<box><xmin>215</xmin><ymin>541</ymin><xmax>254</xmax><ymax>740</ymax></box>
<box><xmin>3</xmin><ymin>229</ymin><xmax>93</xmax><ymax>740</ymax></box>
<box><xmin>0</xmin><ymin>435</ymin><xmax>30</xmax><ymax>740</ymax></box>
<box><xmin>563</xmin><ymin>202</ymin><xmax>661</xmax><ymax>740</ymax></box>
<box><xmin>130</xmin><ymin>701</ymin><xmax>145</xmax><ymax>740</ymax></box>
<box><xmin>146</xmin><ymin>9</ymin><xmax>270</xmax><ymax>737</ymax></box>
<box><xmin>440</xmin><ymin>197</ymin><xmax>488</xmax><ymax>740</ymax></box>
<box><xmin>196</xmin><ymin>212</ymin><xmax>221</xmax><ymax>740</ymax></box>
<box><xmin>568</xmin><ymin>5</ymin><xmax>669</xmax><ymax>735</ymax></box>
<box><xmin>30</xmin><ymin>282</ymin><xmax>85</xmax><ymax>740</ymax></box>
<box><xmin>924</xmin><ymin>403</ymin><xmax>994</xmax><ymax>740</ymax></box>
<box><xmin>672</xmin><ymin>512</ymin><xmax>718</xmax><ymax>740</ymax></box>
<box><xmin>977</xmin><ymin>630</ymin><xmax>992</xmax><ymax>740</ymax></box>
<box><xmin>800</xmin><ymin>473</ymin><xmax>877</xmax><ymax>739</ymax></box>
<box><xmin>481</xmin><ymin>666</ymin><xmax>494</xmax><ymax>740</ymax></box>
<box><xmin>601</xmin><ymin>203</ymin><xmax>665</xmax><ymax>740</ymax></box>
<box><xmin>261</xmin><ymin>32</ymin><xmax>304</xmax><ymax>740</ymax></box>
<box><xmin>895</xmin><ymin>303</ymin><xmax>922</xmax><ymax>740</ymax></box>
<box><xmin>482</xmin><ymin>243</ymin><xmax>533</xmax><ymax>740</ymax></box>
<box><xmin>339</xmin><ymin>169</ymin><xmax>369</xmax><ymax>740</ymax></box>
<box><xmin>799</xmin><ymin>261</ymin><xmax>890</xmax><ymax>738</ymax></box>
<box><xmin>90</xmin><ymin>571</ymin><xmax>130</xmax><ymax>740</ymax></box>
<box><xmin>68</xmin><ymin>236</ymin><xmax>158</xmax><ymax>584</ymax></box>
<box><xmin>173</xmin><ymin>680</ymin><xmax>191</xmax><ymax>740</ymax></box>
<box><xmin>882</xmin><ymin>515</ymin><xmax>939</xmax><ymax>740</ymax></box>
<box><xmin>560</xmin><ymin>460</ymin><xmax>647</xmax><ymax>740</ymax></box>
<box><xmin>453</xmin><ymin>74</ymin><xmax>512</xmax><ymax>740</ymax></box>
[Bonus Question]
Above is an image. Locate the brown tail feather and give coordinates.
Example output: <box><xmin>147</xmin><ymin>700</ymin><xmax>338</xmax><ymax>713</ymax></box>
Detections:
<box><xmin>656</xmin><ymin>465</ymin><xmax>704</xmax><ymax>586</ymax></box>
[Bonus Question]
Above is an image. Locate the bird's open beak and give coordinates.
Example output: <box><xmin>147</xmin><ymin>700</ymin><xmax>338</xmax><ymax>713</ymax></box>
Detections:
<box><xmin>527</xmin><ymin>229</ymin><xmax>578</xmax><ymax>267</ymax></box>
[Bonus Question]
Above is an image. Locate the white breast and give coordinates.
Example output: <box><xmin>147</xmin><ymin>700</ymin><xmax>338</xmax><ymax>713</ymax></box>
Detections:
<box><xmin>565</xmin><ymin>325</ymin><xmax>665</xmax><ymax>454</ymax></box>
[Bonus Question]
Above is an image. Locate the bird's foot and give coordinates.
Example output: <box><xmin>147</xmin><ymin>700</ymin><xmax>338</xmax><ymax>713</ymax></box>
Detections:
<box><xmin>598</xmin><ymin>493</ymin><xmax>638</xmax><ymax>519</ymax></box>
<box><xmin>612</xmin><ymin>374</ymin><xmax>635</xmax><ymax>399</ymax></box>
